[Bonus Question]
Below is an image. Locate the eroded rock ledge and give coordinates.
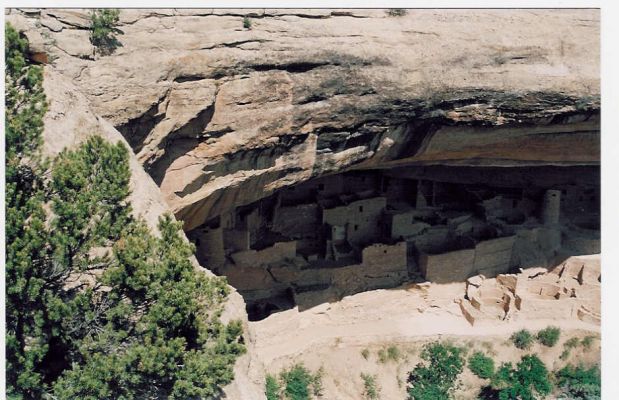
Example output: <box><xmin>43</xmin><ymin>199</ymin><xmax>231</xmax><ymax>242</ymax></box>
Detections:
<box><xmin>8</xmin><ymin>8</ymin><xmax>600</xmax><ymax>232</ymax></box>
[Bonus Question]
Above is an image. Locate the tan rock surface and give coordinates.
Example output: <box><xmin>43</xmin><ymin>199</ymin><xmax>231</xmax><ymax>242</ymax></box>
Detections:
<box><xmin>8</xmin><ymin>8</ymin><xmax>600</xmax><ymax>231</ymax></box>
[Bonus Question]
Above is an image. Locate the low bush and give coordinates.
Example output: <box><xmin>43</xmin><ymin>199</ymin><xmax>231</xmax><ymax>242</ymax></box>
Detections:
<box><xmin>581</xmin><ymin>335</ymin><xmax>596</xmax><ymax>350</ymax></box>
<box><xmin>555</xmin><ymin>364</ymin><xmax>601</xmax><ymax>400</ymax></box>
<box><xmin>537</xmin><ymin>326</ymin><xmax>561</xmax><ymax>347</ymax></box>
<box><xmin>468</xmin><ymin>352</ymin><xmax>495</xmax><ymax>379</ymax></box>
<box><xmin>561</xmin><ymin>337</ymin><xmax>581</xmax><ymax>360</ymax></box>
<box><xmin>278</xmin><ymin>364</ymin><xmax>323</xmax><ymax>400</ymax></box>
<box><xmin>377</xmin><ymin>349</ymin><xmax>387</xmax><ymax>363</ymax></box>
<box><xmin>266</xmin><ymin>374</ymin><xmax>281</xmax><ymax>400</ymax></box>
<box><xmin>361</xmin><ymin>348</ymin><xmax>370</xmax><ymax>360</ymax></box>
<box><xmin>387</xmin><ymin>345</ymin><xmax>401</xmax><ymax>361</ymax></box>
<box><xmin>480</xmin><ymin>355</ymin><xmax>552</xmax><ymax>400</ymax></box>
<box><xmin>511</xmin><ymin>329</ymin><xmax>534</xmax><ymax>350</ymax></box>
<box><xmin>565</xmin><ymin>337</ymin><xmax>580</xmax><ymax>349</ymax></box>
<box><xmin>90</xmin><ymin>9</ymin><xmax>122</xmax><ymax>55</ymax></box>
<box><xmin>312</xmin><ymin>367</ymin><xmax>324</xmax><ymax>397</ymax></box>
<box><xmin>386</xmin><ymin>9</ymin><xmax>408</xmax><ymax>17</ymax></box>
<box><xmin>243</xmin><ymin>16</ymin><xmax>252</xmax><ymax>30</ymax></box>
<box><xmin>407</xmin><ymin>341</ymin><xmax>464</xmax><ymax>400</ymax></box>
<box><xmin>361</xmin><ymin>373</ymin><xmax>380</xmax><ymax>400</ymax></box>
<box><xmin>378</xmin><ymin>345</ymin><xmax>400</xmax><ymax>363</ymax></box>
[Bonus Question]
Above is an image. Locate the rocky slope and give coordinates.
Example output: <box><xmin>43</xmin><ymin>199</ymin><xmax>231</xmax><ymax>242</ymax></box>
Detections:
<box><xmin>8</xmin><ymin>8</ymin><xmax>600</xmax><ymax>232</ymax></box>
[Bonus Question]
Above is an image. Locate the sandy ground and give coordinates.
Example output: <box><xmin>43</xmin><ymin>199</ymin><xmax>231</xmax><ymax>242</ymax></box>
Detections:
<box><xmin>250</xmin><ymin>283</ymin><xmax>600</xmax><ymax>399</ymax></box>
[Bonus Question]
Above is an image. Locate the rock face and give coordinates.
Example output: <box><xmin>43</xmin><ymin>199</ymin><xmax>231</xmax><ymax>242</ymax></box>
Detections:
<box><xmin>8</xmin><ymin>8</ymin><xmax>600</xmax><ymax>233</ymax></box>
<box><xmin>39</xmin><ymin>69</ymin><xmax>170</xmax><ymax>232</ymax></box>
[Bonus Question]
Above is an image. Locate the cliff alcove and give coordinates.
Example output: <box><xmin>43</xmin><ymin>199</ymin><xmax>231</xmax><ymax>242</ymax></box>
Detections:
<box><xmin>185</xmin><ymin>162</ymin><xmax>599</xmax><ymax>320</ymax></box>
<box><xmin>7</xmin><ymin>7</ymin><xmax>601</xmax><ymax>321</ymax></box>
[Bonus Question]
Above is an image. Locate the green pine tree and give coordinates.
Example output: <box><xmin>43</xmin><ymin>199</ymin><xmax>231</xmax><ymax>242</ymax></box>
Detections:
<box><xmin>89</xmin><ymin>9</ymin><xmax>122</xmax><ymax>56</ymax></box>
<box><xmin>5</xmin><ymin>22</ymin><xmax>245</xmax><ymax>399</ymax></box>
<box><xmin>407</xmin><ymin>341</ymin><xmax>465</xmax><ymax>400</ymax></box>
<box><xmin>489</xmin><ymin>355</ymin><xmax>552</xmax><ymax>400</ymax></box>
<box><xmin>5</xmin><ymin>23</ymin><xmax>50</xmax><ymax>398</ymax></box>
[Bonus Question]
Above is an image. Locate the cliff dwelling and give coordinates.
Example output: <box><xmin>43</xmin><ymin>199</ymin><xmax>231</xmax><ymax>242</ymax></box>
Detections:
<box><xmin>186</xmin><ymin>165</ymin><xmax>600</xmax><ymax>321</ymax></box>
<box><xmin>6</xmin><ymin>4</ymin><xmax>602</xmax><ymax>336</ymax></box>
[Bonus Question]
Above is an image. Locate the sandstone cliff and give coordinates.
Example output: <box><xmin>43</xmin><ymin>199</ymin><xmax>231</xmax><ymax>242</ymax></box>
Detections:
<box><xmin>8</xmin><ymin>9</ymin><xmax>599</xmax><ymax>233</ymax></box>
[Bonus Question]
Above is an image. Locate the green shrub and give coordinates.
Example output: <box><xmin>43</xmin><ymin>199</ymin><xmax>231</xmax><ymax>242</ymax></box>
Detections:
<box><xmin>565</xmin><ymin>337</ymin><xmax>580</xmax><ymax>349</ymax></box>
<box><xmin>280</xmin><ymin>364</ymin><xmax>323</xmax><ymax>400</ymax></box>
<box><xmin>378</xmin><ymin>345</ymin><xmax>400</xmax><ymax>363</ymax></box>
<box><xmin>581</xmin><ymin>335</ymin><xmax>596</xmax><ymax>350</ymax></box>
<box><xmin>511</xmin><ymin>329</ymin><xmax>534</xmax><ymax>350</ymax></box>
<box><xmin>243</xmin><ymin>16</ymin><xmax>252</xmax><ymax>29</ymax></box>
<box><xmin>560</xmin><ymin>349</ymin><xmax>571</xmax><ymax>361</ymax></box>
<box><xmin>482</xmin><ymin>355</ymin><xmax>552</xmax><ymax>400</ymax></box>
<box><xmin>266</xmin><ymin>374</ymin><xmax>281</xmax><ymax>400</ymax></box>
<box><xmin>555</xmin><ymin>364</ymin><xmax>601</xmax><ymax>400</ymax></box>
<box><xmin>361</xmin><ymin>348</ymin><xmax>370</xmax><ymax>360</ymax></box>
<box><xmin>312</xmin><ymin>367</ymin><xmax>324</xmax><ymax>397</ymax></box>
<box><xmin>377</xmin><ymin>349</ymin><xmax>388</xmax><ymax>363</ymax></box>
<box><xmin>90</xmin><ymin>9</ymin><xmax>122</xmax><ymax>55</ymax></box>
<box><xmin>281</xmin><ymin>364</ymin><xmax>312</xmax><ymax>400</ymax></box>
<box><xmin>387</xmin><ymin>345</ymin><xmax>401</xmax><ymax>361</ymax></box>
<box><xmin>361</xmin><ymin>373</ymin><xmax>380</xmax><ymax>400</ymax></box>
<box><xmin>561</xmin><ymin>337</ymin><xmax>581</xmax><ymax>360</ymax></box>
<box><xmin>407</xmin><ymin>341</ymin><xmax>464</xmax><ymax>400</ymax></box>
<box><xmin>468</xmin><ymin>352</ymin><xmax>495</xmax><ymax>379</ymax></box>
<box><xmin>537</xmin><ymin>326</ymin><xmax>561</xmax><ymax>347</ymax></box>
<box><xmin>386</xmin><ymin>8</ymin><xmax>408</xmax><ymax>17</ymax></box>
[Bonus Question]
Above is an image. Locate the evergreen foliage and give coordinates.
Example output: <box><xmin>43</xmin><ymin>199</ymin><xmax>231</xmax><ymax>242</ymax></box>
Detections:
<box><xmin>485</xmin><ymin>355</ymin><xmax>552</xmax><ymax>400</ymax></box>
<box><xmin>90</xmin><ymin>9</ymin><xmax>122</xmax><ymax>55</ymax></box>
<box><xmin>361</xmin><ymin>373</ymin><xmax>380</xmax><ymax>400</ymax></box>
<box><xmin>468</xmin><ymin>351</ymin><xmax>495</xmax><ymax>380</ymax></box>
<box><xmin>266</xmin><ymin>374</ymin><xmax>282</xmax><ymax>400</ymax></box>
<box><xmin>270</xmin><ymin>363</ymin><xmax>324</xmax><ymax>400</ymax></box>
<box><xmin>6</xmin><ymin>23</ymin><xmax>50</xmax><ymax>398</ymax></box>
<box><xmin>536</xmin><ymin>326</ymin><xmax>560</xmax><ymax>347</ymax></box>
<box><xmin>407</xmin><ymin>341</ymin><xmax>465</xmax><ymax>400</ymax></box>
<box><xmin>386</xmin><ymin>9</ymin><xmax>408</xmax><ymax>17</ymax></box>
<box><xmin>243</xmin><ymin>16</ymin><xmax>252</xmax><ymax>30</ymax></box>
<box><xmin>510</xmin><ymin>329</ymin><xmax>534</xmax><ymax>350</ymax></box>
<box><xmin>560</xmin><ymin>337</ymin><xmax>580</xmax><ymax>360</ymax></box>
<box><xmin>555</xmin><ymin>364</ymin><xmax>601</xmax><ymax>400</ymax></box>
<box><xmin>377</xmin><ymin>344</ymin><xmax>401</xmax><ymax>363</ymax></box>
<box><xmin>5</xmin><ymin>23</ymin><xmax>244</xmax><ymax>399</ymax></box>
<box><xmin>581</xmin><ymin>335</ymin><xmax>596</xmax><ymax>350</ymax></box>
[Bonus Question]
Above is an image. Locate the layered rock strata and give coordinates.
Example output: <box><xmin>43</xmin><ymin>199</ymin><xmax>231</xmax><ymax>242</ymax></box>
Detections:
<box><xmin>7</xmin><ymin>8</ymin><xmax>600</xmax><ymax>232</ymax></box>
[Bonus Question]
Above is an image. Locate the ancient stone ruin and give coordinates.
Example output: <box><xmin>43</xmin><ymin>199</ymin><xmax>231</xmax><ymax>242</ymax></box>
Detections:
<box><xmin>187</xmin><ymin>166</ymin><xmax>599</xmax><ymax>320</ymax></box>
<box><xmin>461</xmin><ymin>254</ymin><xmax>601</xmax><ymax>326</ymax></box>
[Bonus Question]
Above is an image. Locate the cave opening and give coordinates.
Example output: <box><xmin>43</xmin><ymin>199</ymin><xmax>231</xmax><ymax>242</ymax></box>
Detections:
<box><xmin>185</xmin><ymin>165</ymin><xmax>600</xmax><ymax>321</ymax></box>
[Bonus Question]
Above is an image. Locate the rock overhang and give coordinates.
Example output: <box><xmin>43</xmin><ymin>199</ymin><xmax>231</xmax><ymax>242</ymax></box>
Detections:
<box><xmin>6</xmin><ymin>7</ymin><xmax>601</xmax><ymax>233</ymax></box>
